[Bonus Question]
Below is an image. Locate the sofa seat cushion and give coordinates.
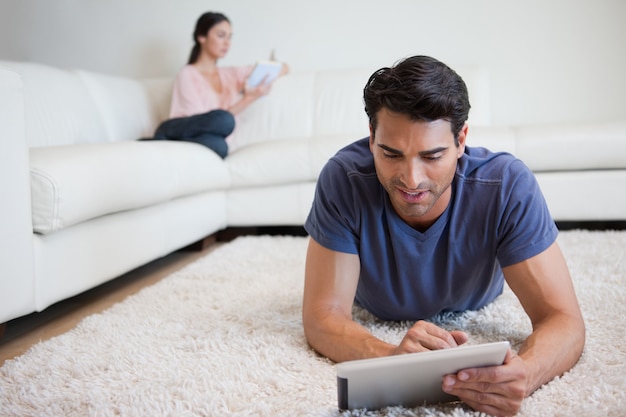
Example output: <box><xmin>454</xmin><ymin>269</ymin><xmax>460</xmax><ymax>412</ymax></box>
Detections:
<box><xmin>514</xmin><ymin>121</ymin><xmax>626</xmax><ymax>172</ymax></box>
<box><xmin>227</xmin><ymin>140</ymin><xmax>311</xmax><ymax>189</ymax></box>
<box><xmin>30</xmin><ymin>141</ymin><xmax>229</xmax><ymax>234</ymax></box>
<box><xmin>227</xmin><ymin>135</ymin><xmax>359</xmax><ymax>189</ymax></box>
<box><xmin>466</xmin><ymin>122</ymin><xmax>626</xmax><ymax>172</ymax></box>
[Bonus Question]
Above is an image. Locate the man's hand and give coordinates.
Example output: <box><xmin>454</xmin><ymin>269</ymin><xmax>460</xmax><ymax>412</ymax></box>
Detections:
<box><xmin>391</xmin><ymin>320</ymin><xmax>468</xmax><ymax>355</ymax></box>
<box><xmin>442</xmin><ymin>349</ymin><xmax>528</xmax><ymax>417</ymax></box>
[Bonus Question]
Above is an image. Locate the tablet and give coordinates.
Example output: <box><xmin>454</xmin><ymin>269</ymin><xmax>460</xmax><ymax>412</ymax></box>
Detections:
<box><xmin>246</xmin><ymin>60</ymin><xmax>282</xmax><ymax>88</ymax></box>
<box><xmin>336</xmin><ymin>341</ymin><xmax>510</xmax><ymax>410</ymax></box>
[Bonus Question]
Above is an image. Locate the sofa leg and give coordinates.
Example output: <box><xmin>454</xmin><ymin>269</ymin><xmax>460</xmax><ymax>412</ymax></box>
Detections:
<box><xmin>216</xmin><ymin>227</ymin><xmax>259</xmax><ymax>242</ymax></box>
<box><xmin>181</xmin><ymin>234</ymin><xmax>217</xmax><ymax>251</ymax></box>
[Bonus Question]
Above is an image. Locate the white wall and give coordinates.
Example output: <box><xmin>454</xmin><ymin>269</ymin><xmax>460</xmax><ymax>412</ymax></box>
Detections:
<box><xmin>1</xmin><ymin>0</ymin><xmax>624</xmax><ymax>127</ymax></box>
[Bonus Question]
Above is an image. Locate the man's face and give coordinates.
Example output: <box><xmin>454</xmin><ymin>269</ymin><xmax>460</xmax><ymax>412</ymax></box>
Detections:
<box><xmin>369</xmin><ymin>108</ymin><xmax>467</xmax><ymax>231</ymax></box>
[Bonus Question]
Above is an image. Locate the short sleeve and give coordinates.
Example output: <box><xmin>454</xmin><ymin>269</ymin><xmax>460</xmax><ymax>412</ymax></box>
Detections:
<box><xmin>496</xmin><ymin>159</ymin><xmax>558</xmax><ymax>267</ymax></box>
<box><xmin>305</xmin><ymin>159</ymin><xmax>360</xmax><ymax>255</ymax></box>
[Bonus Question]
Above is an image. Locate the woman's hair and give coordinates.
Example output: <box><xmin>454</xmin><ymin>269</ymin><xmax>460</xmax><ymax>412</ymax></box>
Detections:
<box><xmin>188</xmin><ymin>12</ymin><xmax>230</xmax><ymax>65</ymax></box>
<box><xmin>363</xmin><ymin>55</ymin><xmax>471</xmax><ymax>144</ymax></box>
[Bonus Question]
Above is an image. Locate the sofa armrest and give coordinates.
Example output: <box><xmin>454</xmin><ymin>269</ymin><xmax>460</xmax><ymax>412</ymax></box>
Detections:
<box><xmin>0</xmin><ymin>66</ymin><xmax>36</xmax><ymax>323</ymax></box>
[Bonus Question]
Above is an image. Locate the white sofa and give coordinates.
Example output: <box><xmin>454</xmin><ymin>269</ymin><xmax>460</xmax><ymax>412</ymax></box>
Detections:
<box><xmin>1</xmin><ymin>60</ymin><xmax>625</xmax><ymax>326</ymax></box>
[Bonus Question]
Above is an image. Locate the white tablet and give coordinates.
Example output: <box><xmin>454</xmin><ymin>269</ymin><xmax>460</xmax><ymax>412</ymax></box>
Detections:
<box><xmin>246</xmin><ymin>60</ymin><xmax>282</xmax><ymax>88</ymax></box>
<box><xmin>336</xmin><ymin>341</ymin><xmax>510</xmax><ymax>410</ymax></box>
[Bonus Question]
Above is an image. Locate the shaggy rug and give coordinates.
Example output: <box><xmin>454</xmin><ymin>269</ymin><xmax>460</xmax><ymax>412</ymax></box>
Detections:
<box><xmin>0</xmin><ymin>230</ymin><xmax>624</xmax><ymax>417</ymax></box>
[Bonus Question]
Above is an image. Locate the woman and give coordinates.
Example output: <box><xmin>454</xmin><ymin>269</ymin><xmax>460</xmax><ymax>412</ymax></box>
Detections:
<box><xmin>154</xmin><ymin>12</ymin><xmax>288</xmax><ymax>158</ymax></box>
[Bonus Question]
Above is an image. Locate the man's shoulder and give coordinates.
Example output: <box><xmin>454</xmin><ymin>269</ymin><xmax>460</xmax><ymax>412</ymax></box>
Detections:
<box><xmin>332</xmin><ymin>136</ymin><xmax>371</xmax><ymax>157</ymax></box>
<box><xmin>315</xmin><ymin>137</ymin><xmax>379</xmax><ymax>207</ymax></box>
<box><xmin>326</xmin><ymin>137</ymin><xmax>375</xmax><ymax>174</ymax></box>
<box><xmin>457</xmin><ymin>146</ymin><xmax>526</xmax><ymax>182</ymax></box>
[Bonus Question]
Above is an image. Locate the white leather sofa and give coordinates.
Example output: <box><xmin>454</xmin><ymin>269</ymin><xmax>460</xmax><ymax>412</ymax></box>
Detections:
<box><xmin>1</xmin><ymin>60</ymin><xmax>625</xmax><ymax>326</ymax></box>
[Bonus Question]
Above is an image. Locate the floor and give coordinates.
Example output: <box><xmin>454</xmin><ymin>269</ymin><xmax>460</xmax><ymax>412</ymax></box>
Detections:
<box><xmin>0</xmin><ymin>226</ymin><xmax>308</xmax><ymax>366</ymax></box>
<box><xmin>0</xmin><ymin>244</ymin><xmax>217</xmax><ymax>366</ymax></box>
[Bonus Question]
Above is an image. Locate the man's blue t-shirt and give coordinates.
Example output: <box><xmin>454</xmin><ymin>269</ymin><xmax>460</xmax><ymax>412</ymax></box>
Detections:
<box><xmin>304</xmin><ymin>138</ymin><xmax>558</xmax><ymax>321</ymax></box>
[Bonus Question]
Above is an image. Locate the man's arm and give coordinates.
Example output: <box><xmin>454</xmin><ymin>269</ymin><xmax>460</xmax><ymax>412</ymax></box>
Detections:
<box><xmin>302</xmin><ymin>238</ymin><xmax>394</xmax><ymax>362</ymax></box>
<box><xmin>443</xmin><ymin>241</ymin><xmax>585</xmax><ymax>416</ymax></box>
<box><xmin>505</xmin><ymin>241</ymin><xmax>585</xmax><ymax>394</ymax></box>
<box><xmin>302</xmin><ymin>238</ymin><xmax>466</xmax><ymax>362</ymax></box>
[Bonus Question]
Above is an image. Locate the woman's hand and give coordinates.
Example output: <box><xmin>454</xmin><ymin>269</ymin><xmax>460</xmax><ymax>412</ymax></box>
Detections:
<box><xmin>243</xmin><ymin>78</ymin><xmax>273</xmax><ymax>100</ymax></box>
<box><xmin>230</xmin><ymin>62</ymin><xmax>288</xmax><ymax>115</ymax></box>
<box><xmin>229</xmin><ymin>78</ymin><xmax>272</xmax><ymax>115</ymax></box>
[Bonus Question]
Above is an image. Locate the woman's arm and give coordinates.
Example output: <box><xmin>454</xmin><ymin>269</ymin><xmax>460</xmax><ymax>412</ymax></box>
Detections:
<box><xmin>227</xmin><ymin>62</ymin><xmax>289</xmax><ymax>115</ymax></box>
<box><xmin>227</xmin><ymin>82</ymin><xmax>272</xmax><ymax>115</ymax></box>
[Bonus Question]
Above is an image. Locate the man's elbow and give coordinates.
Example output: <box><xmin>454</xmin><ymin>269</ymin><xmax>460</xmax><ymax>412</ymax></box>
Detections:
<box><xmin>573</xmin><ymin>312</ymin><xmax>586</xmax><ymax>361</ymax></box>
<box><xmin>301</xmin><ymin>309</ymin><xmax>331</xmax><ymax>359</ymax></box>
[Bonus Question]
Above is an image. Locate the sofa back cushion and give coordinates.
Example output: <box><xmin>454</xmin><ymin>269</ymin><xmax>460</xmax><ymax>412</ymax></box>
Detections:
<box><xmin>76</xmin><ymin>70</ymin><xmax>169</xmax><ymax>143</ymax></box>
<box><xmin>0</xmin><ymin>61</ymin><xmax>171</xmax><ymax>148</ymax></box>
<box><xmin>0</xmin><ymin>61</ymin><xmax>108</xmax><ymax>147</ymax></box>
<box><xmin>227</xmin><ymin>71</ymin><xmax>318</xmax><ymax>151</ymax></box>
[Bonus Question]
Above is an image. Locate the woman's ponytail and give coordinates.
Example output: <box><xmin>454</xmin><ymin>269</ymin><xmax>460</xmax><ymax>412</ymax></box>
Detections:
<box><xmin>188</xmin><ymin>44</ymin><xmax>200</xmax><ymax>65</ymax></box>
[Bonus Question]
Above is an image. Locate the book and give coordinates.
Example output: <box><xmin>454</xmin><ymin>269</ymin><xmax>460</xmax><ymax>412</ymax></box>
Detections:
<box><xmin>246</xmin><ymin>60</ymin><xmax>283</xmax><ymax>88</ymax></box>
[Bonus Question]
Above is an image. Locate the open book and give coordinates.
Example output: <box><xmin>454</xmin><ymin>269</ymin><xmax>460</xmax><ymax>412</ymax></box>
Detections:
<box><xmin>246</xmin><ymin>60</ymin><xmax>283</xmax><ymax>88</ymax></box>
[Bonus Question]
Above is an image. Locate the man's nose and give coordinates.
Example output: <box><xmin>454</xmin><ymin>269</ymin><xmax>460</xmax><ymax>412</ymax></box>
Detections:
<box><xmin>402</xmin><ymin>159</ymin><xmax>425</xmax><ymax>189</ymax></box>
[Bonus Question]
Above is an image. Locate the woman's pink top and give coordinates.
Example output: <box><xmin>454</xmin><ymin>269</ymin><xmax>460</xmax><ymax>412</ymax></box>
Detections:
<box><xmin>169</xmin><ymin>65</ymin><xmax>252</xmax><ymax>118</ymax></box>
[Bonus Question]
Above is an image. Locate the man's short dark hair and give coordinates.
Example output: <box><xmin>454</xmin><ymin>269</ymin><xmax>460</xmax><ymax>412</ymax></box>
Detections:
<box><xmin>363</xmin><ymin>55</ymin><xmax>471</xmax><ymax>145</ymax></box>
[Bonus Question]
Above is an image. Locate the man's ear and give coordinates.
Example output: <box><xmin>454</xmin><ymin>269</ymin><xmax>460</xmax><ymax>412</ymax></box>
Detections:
<box><xmin>456</xmin><ymin>123</ymin><xmax>468</xmax><ymax>158</ymax></box>
<box><xmin>369</xmin><ymin>124</ymin><xmax>375</xmax><ymax>153</ymax></box>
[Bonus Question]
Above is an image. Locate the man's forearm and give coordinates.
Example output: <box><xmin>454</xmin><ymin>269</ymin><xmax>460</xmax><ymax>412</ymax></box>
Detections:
<box><xmin>518</xmin><ymin>312</ymin><xmax>585</xmax><ymax>396</ymax></box>
<box><xmin>303</xmin><ymin>308</ymin><xmax>395</xmax><ymax>363</ymax></box>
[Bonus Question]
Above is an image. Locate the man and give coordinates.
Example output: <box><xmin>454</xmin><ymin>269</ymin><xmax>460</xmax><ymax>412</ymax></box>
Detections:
<box><xmin>302</xmin><ymin>55</ymin><xmax>585</xmax><ymax>416</ymax></box>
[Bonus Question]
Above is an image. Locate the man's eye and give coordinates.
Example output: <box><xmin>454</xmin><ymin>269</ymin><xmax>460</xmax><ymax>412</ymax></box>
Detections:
<box><xmin>424</xmin><ymin>155</ymin><xmax>442</xmax><ymax>161</ymax></box>
<box><xmin>383</xmin><ymin>153</ymin><xmax>399</xmax><ymax>159</ymax></box>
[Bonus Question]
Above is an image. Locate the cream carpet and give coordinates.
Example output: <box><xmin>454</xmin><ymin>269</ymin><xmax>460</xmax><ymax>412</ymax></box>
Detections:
<box><xmin>1</xmin><ymin>230</ymin><xmax>625</xmax><ymax>417</ymax></box>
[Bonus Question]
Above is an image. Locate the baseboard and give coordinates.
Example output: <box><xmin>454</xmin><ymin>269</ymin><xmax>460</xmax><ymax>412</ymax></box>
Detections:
<box><xmin>556</xmin><ymin>220</ymin><xmax>626</xmax><ymax>230</ymax></box>
<box><xmin>217</xmin><ymin>226</ymin><xmax>308</xmax><ymax>242</ymax></box>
